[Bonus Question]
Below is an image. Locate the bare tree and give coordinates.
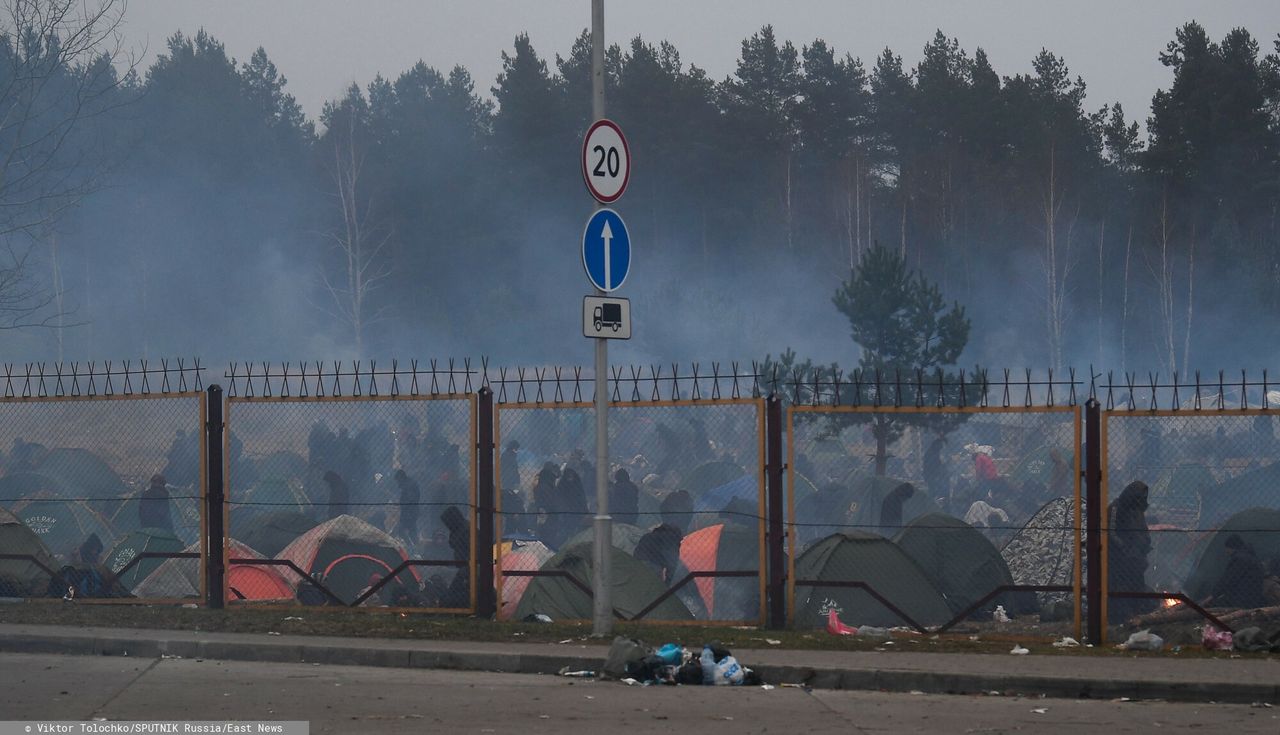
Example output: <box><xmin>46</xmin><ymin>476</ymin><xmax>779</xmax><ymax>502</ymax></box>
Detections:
<box><xmin>318</xmin><ymin>107</ymin><xmax>391</xmax><ymax>354</ymax></box>
<box><xmin>0</xmin><ymin>0</ymin><xmax>133</xmax><ymax>330</ymax></box>
<box><xmin>1039</xmin><ymin>141</ymin><xmax>1078</xmax><ymax>370</ymax></box>
<box><xmin>1147</xmin><ymin>188</ymin><xmax>1195</xmax><ymax>377</ymax></box>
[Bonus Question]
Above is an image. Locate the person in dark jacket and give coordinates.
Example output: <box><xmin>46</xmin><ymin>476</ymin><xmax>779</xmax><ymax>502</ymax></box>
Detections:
<box><xmin>879</xmin><ymin>482</ymin><xmax>916</xmax><ymax>533</ymax></box>
<box><xmin>139</xmin><ymin>474</ymin><xmax>173</xmax><ymax>532</ymax></box>
<box><xmin>440</xmin><ymin>505</ymin><xmax>471</xmax><ymax>607</ymax></box>
<box><xmin>1209</xmin><ymin>534</ymin><xmax>1267</xmax><ymax>609</ymax></box>
<box><xmin>1108</xmin><ymin>480</ymin><xmax>1155</xmax><ymax>622</ymax></box>
<box><xmin>634</xmin><ymin>490</ymin><xmax>694</xmax><ymax>583</ymax></box>
<box><xmin>530</xmin><ymin>462</ymin><xmax>561</xmax><ymax>546</ymax></box>
<box><xmin>553</xmin><ymin>467</ymin><xmax>588</xmax><ymax>546</ymax></box>
<box><xmin>499</xmin><ymin>441</ymin><xmax>521</xmax><ymax>492</ymax></box>
<box><xmin>393</xmin><ymin>469</ymin><xmax>421</xmax><ymax>544</ymax></box>
<box><xmin>322</xmin><ymin>470</ymin><xmax>350</xmax><ymax>520</ymax></box>
<box><xmin>610</xmin><ymin>468</ymin><xmax>640</xmax><ymax>526</ymax></box>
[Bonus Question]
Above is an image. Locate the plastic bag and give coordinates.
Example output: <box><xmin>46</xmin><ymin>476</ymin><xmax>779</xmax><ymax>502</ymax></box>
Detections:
<box><xmin>656</xmin><ymin>643</ymin><xmax>683</xmax><ymax>666</ymax></box>
<box><xmin>603</xmin><ymin>636</ymin><xmax>648</xmax><ymax>680</ymax></box>
<box><xmin>713</xmin><ymin>655</ymin><xmax>745</xmax><ymax>685</ymax></box>
<box><xmin>1122</xmin><ymin>630</ymin><xmax>1163</xmax><ymax>651</ymax></box>
<box><xmin>1202</xmin><ymin>626</ymin><xmax>1234</xmax><ymax>651</ymax></box>
<box><xmin>826</xmin><ymin>608</ymin><xmax>857</xmax><ymax>636</ymax></box>
<box><xmin>858</xmin><ymin>626</ymin><xmax>890</xmax><ymax>639</ymax></box>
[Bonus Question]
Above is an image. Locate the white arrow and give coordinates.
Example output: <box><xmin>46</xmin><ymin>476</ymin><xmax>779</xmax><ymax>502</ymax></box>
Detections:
<box><xmin>601</xmin><ymin>218</ymin><xmax>613</xmax><ymax>290</ymax></box>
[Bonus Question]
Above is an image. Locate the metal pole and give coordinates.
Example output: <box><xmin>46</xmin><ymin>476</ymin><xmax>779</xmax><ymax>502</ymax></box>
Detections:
<box><xmin>765</xmin><ymin>394</ymin><xmax>786</xmax><ymax>628</ymax></box>
<box><xmin>476</xmin><ymin>387</ymin><xmax>496</xmax><ymax>618</ymax></box>
<box><xmin>590</xmin><ymin>0</ymin><xmax>612</xmax><ymax>637</ymax></box>
<box><xmin>1084</xmin><ymin>398</ymin><xmax>1103</xmax><ymax>644</ymax></box>
<box><xmin>204</xmin><ymin>384</ymin><xmax>225</xmax><ymax>609</ymax></box>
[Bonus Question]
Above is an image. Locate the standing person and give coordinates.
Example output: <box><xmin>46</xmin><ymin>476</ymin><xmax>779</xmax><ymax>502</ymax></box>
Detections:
<box><xmin>878</xmin><ymin>482</ymin><xmax>916</xmax><ymax>534</ymax></box>
<box><xmin>139</xmin><ymin>474</ymin><xmax>173</xmax><ymax>532</ymax></box>
<box><xmin>530</xmin><ymin>463</ymin><xmax>561</xmax><ymax>547</ymax></box>
<box><xmin>922</xmin><ymin>436</ymin><xmax>950</xmax><ymax>506</ymax></box>
<box><xmin>610</xmin><ymin>468</ymin><xmax>639</xmax><ymax>526</ymax></box>
<box><xmin>500</xmin><ymin>441</ymin><xmax>521</xmax><ymax>492</ymax></box>
<box><xmin>1108</xmin><ymin>480</ymin><xmax>1154</xmax><ymax>622</ymax></box>
<box><xmin>393</xmin><ymin>470</ymin><xmax>421</xmax><ymax>545</ymax></box>
<box><xmin>554</xmin><ymin>467</ymin><xmax>588</xmax><ymax>546</ymax></box>
<box><xmin>635</xmin><ymin>490</ymin><xmax>694</xmax><ymax>582</ymax></box>
<box><xmin>322</xmin><ymin>470</ymin><xmax>350</xmax><ymax>520</ymax></box>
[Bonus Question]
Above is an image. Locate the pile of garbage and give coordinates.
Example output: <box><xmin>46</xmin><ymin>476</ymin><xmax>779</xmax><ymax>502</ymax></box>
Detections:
<box><xmin>596</xmin><ymin>636</ymin><xmax>764</xmax><ymax>686</ymax></box>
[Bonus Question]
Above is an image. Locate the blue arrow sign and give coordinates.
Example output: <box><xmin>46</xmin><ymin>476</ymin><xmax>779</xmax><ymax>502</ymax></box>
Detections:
<box><xmin>582</xmin><ymin>208</ymin><xmax>631</xmax><ymax>292</ymax></box>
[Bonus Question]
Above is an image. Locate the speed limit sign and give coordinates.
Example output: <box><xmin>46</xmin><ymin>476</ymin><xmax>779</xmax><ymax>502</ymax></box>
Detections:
<box><xmin>582</xmin><ymin>119</ymin><xmax>630</xmax><ymax>203</ymax></box>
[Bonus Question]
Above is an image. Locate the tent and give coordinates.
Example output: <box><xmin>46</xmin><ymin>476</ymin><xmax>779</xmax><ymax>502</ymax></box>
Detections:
<box><xmin>1147</xmin><ymin>463</ymin><xmax>1215</xmax><ymax>529</ymax></box>
<box><xmin>1184</xmin><ymin>508</ymin><xmax>1280</xmax><ymax>602</ymax></box>
<box><xmin>894</xmin><ymin>513</ymin><xmax>1033</xmax><ymax>617</ymax></box>
<box><xmin>679</xmin><ymin>522</ymin><xmax>760</xmax><ymax>621</ymax></box>
<box><xmin>1007</xmin><ymin>444</ymin><xmax>1072</xmax><ymax>494</ymax></box>
<box><xmin>0</xmin><ymin>506</ymin><xmax>57</xmax><ymax>596</ymax></box>
<box><xmin>1000</xmin><ymin>497</ymin><xmax>1074</xmax><ymax>608</ymax></box>
<box><xmin>278</xmin><ymin>514</ymin><xmax>420</xmax><ymax>605</ymax></box>
<box><xmin>33</xmin><ymin>448</ymin><xmax>127</xmax><ymax>500</ymax></box>
<box><xmin>134</xmin><ymin>539</ymin><xmax>294</xmax><ymax>602</ymax></box>
<box><xmin>792</xmin><ymin>531</ymin><xmax>953</xmax><ymax>629</ymax></box>
<box><xmin>513</xmin><ymin>541</ymin><xmax>693</xmax><ymax>621</ymax></box>
<box><xmin>109</xmin><ymin>486</ymin><xmax>202</xmax><ymax>547</ymax></box>
<box><xmin>10</xmin><ymin>493</ymin><xmax>116</xmax><ymax>561</ymax></box>
<box><xmin>1201</xmin><ymin>462</ymin><xmax>1280</xmax><ymax>529</ymax></box>
<box><xmin>236</xmin><ymin>511</ymin><xmax>319</xmax><ymax>558</ymax></box>
<box><xmin>496</xmin><ymin>539</ymin><xmax>554</xmax><ymax>620</ymax></box>
<box><xmin>104</xmin><ymin>527</ymin><xmax>185</xmax><ymax>592</ymax></box>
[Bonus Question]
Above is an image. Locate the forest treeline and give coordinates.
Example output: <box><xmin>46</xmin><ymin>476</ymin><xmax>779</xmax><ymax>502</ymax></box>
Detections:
<box><xmin>17</xmin><ymin>21</ymin><xmax>1280</xmax><ymax>371</ymax></box>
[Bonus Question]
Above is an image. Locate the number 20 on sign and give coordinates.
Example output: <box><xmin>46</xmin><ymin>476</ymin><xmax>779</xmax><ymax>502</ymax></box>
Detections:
<box><xmin>582</xmin><ymin>119</ymin><xmax>630</xmax><ymax>203</ymax></box>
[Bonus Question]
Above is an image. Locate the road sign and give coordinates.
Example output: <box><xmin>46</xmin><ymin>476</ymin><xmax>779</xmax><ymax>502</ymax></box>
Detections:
<box><xmin>582</xmin><ymin>208</ymin><xmax>631</xmax><ymax>292</ymax></box>
<box><xmin>583</xmin><ymin>295</ymin><xmax>631</xmax><ymax>339</ymax></box>
<box><xmin>582</xmin><ymin>119</ymin><xmax>630</xmax><ymax>203</ymax></box>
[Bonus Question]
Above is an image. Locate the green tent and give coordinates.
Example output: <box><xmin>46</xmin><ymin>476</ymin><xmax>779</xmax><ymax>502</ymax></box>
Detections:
<box><xmin>1184</xmin><ymin>508</ymin><xmax>1280</xmax><ymax>601</ymax></box>
<box><xmin>1200</xmin><ymin>463</ymin><xmax>1280</xmax><ymax>529</ymax></box>
<box><xmin>104</xmin><ymin>527</ymin><xmax>185</xmax><ymax>592</ymax></box>
<box><xmin>894</xmin><ymin>513</ymin><xmax>1033</xmax><ymax>616</ymax></box>
<box><xmin>0</xmin><ymin>506</ymin><xmax>57</xmax><ymax>596</ymax></box>
<box><xmin>1147</xmin><ymin>463</ymin><xmax>1215</xmax><ymax>529</ymax></box>
<box><xmin>236</xmin><ymin>511</ymin><xmax>319</xmax><ymax>558</ymax></box>
<box><xmin>793</xmin><ymin>531</ymin><xmax>953</xmax><ymax>629</ymax></box>
<box><xmin>513</xmin><ymin>541</ymin><xmax>693</xmax><ymax>622</ymax></box>
<box><xmin>11</xmin><ymin>494</ymin><xmax>116</xmax><ymax>561</ymax></box>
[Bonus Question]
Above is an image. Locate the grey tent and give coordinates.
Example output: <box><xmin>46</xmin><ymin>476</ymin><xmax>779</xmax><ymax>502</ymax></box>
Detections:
<box><xmin>0</xmin><ymin>506</ymin><xmax>57</xmax><ymax>596</ymax></box>
<box><xmin>793</xmin><ymin>531</ymin><xmax>953</xmax><ymax>629</ymax></box>
<box><xmin>1184</xmin><ymin>508</ymin><xmax>1280</xmax><ymax>602</ymax></box>
<box><xmin>513</xmin><ymin>541</ymin><xmax>693</xmax><ymax>621</ymax></box>
<box><xmin>236</xmin><ymin>511</ymin><xmax>319</xmax><ymax>558</ymax></box>
<box><xmin>894</xmin><ymin>513</ymin><xmax>1034</xmax><ymax>617</ymax></box>
<box><xmin>1001</xmin><ymin>496</ymin><xmax>1075</xmax><ymax>610</ymax></box>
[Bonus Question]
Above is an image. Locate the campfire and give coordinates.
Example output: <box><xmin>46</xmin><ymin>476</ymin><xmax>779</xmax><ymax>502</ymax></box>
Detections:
<box><xmin>1162</xmin><ymin>597</ymin><xmax>1181</xmax><ymax>608</ymax></box>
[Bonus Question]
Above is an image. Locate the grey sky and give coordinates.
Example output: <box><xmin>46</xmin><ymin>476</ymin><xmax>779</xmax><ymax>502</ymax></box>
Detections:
<box><xmin>123</xmin><ymin>1</ymin><xmax>1279</xmax><ymax>126</ymax></box>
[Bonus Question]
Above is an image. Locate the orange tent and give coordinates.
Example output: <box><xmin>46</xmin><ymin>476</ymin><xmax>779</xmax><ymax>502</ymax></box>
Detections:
<box><xmin>678</xmin><ymin>522</ymin><xmax>760</xmax><ymax>621</ymax></box>
<box><xmin>278</xmin><ymin>514</ymin><xmax>420</xmax><ymax>604</ymax></box>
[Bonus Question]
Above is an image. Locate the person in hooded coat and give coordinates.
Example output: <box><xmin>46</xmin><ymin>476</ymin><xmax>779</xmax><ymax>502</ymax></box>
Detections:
<box><xmin>553</xmin><ymin>467</ymin><xmax>588</xmax><ymax>546</ymax></box>
<box><xmin>1209</xmin><ymin>534</ymin><xmax>1267</xmax><ymax>609</ymax></box>
<box><xmin>1108</xmin><ymin>480</ymin><xmax>1155</xmax><ymax>622</ymax></box>
<box><xmin>139</xmin><ymin>474</ymin><xmax>173</xmax><ymax>532</ymax></box>
<box><xmin>530</xmin><ymin>462</ymin><xmax>562</xmax><ymax>547</ymax></box>
<box><xmin>923</xmin><ymin>436</ymin><xmax>950</xmax><ymax>503</ymax></box>
<box><xmin>393</xmin><ymin>469</ymin><xmax>421</xmax><ymax>544</ymax></box>
<box><xmin>499</xmin><ymin>441</ymin><xmax>521</xmax><ymax>492</ymax></box>
<box><xmin>610</xmin><ymin>468</ymin><xmax>640</xmax><ymax>526</ymax></box>
<box><xmin>322</xmin><ymin>470</ymin><xmax>351</xmax><ymax>520</ymax></box>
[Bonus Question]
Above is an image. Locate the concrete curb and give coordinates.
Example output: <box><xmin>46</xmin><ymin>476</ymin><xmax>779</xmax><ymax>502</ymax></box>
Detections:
<box><xmin>2</xmin><ymin>630</ymin><xmax>1276</xmax><ymax>705</ymax></box>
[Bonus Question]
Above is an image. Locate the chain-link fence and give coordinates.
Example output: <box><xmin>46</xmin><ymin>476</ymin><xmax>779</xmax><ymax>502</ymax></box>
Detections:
<box><xmin>1102</xmin><ymin>410</ymin><xmax>1280</xmax><ymax>629</ymax></box>
<box><xmin>495</xmin><ymin>398</ymin><xmax>765</xmax><ymax>624</ymax></box>
<box><xmin>787</xmin><ymin>404</ymin><xmax>1081</xmax><ymax>636</ymax></box>
<box><xmin>0</xmin><ymin>388</ymin><xmax>205</xmax><ymax>603</ymax></box>
<box><xmin>225</xmin><ymin>395</ymin><xmax>476</xmax><ymax>610</ymax></box>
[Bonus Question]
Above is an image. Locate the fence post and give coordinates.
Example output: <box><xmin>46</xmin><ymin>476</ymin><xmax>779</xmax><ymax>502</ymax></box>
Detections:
<box><xmin>475</xmin><ymin>387</ymin><xmax>496</xmax><ymax>618</ymax></box>
<box><xmin>765</xmin><ymin>393</ymin><xmax>786</xmax><ymax>629</ymax></box>
<box><xmin>205</xmin><ymin>384</ymin><xmax>225</xmax><ymax>610</ymax></box>
<box><xmin>1084</xmin><ymin>398</ymin><xmax>1102</xmax><ymax>644</ymax></box>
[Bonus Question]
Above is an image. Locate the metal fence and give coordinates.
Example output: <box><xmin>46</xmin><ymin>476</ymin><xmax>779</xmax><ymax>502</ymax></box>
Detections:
<box><xmin>493</xmin><ymin>366</ymin><xmax>766</xmax><ymax>624</ymax></box>
<box><xmin>0</xmin><ymin>361</ymin><xmax>206</xmax><ymax>603</ymax></box>
<box><xmin>221</xmin><ymin>362</ymin><xmax>477</xmax><ymax>611</ymax></box>
<box><xmin>783</xmin><ymin>370</ymin><xmax>1082</xmax><ymax>637</ymax></box>
<box><xmin>1099</xmin><ymin>374</ymin><xmax>1280</xmax><ymax>636</ymax></box>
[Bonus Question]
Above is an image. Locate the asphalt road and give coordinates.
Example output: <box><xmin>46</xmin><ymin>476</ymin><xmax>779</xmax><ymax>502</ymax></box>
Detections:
<box><xmin>0</xmin><ymin>652</ymin><xmax>1276</xmax><ymax>734</ymax></box>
